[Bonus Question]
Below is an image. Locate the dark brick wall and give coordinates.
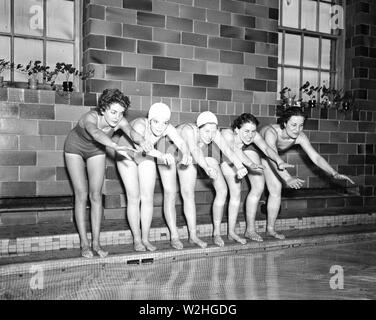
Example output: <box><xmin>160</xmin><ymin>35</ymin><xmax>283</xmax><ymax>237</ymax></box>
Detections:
<box><xmin>345</xmin><ymin>0</ymin><xmax>376</xmax><ymax>206</ymax></box>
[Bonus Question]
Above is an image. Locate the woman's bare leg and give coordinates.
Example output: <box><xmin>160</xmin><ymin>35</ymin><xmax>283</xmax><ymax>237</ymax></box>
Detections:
<box><xmin>177</xmin><ymin>163</ymin><xmax>207</xmax><ymax>248</ymax></box>
<box><xmin>206</xmin><ymin>157</ymin><xmax>227</xmax><ymax>247</ymax></box>
<box><xmin>65</xmin><ymin>153</ymin><xmax>92</xmax><ymax>258</ymax></box>
<box><xmin>117</xmin><ymin>159</ymin><xmax>145</xmax><ymax>251</ymax></box>
<box><xmin>158</xmin><ymin>162</ymin><xmax>183</xmax><ymax>249</ymax></box>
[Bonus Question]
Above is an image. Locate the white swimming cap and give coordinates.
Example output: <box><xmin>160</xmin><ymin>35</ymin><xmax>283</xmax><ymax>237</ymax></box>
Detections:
<box><xmin>196</xmin><ymin>111</ymin><xmax>218</xmax><ymax>128</ymax></box>
<box><xmin>148</xmin><ymin>102</ymin><xmax>171</xmax><ymax>121</ymax></box>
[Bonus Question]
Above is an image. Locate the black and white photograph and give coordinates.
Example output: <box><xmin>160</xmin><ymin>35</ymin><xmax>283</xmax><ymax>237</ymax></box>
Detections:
<box><xmin>0</xmin><ymin>0</ymin><xmax>375</xmax><ymax>305</ymax></box>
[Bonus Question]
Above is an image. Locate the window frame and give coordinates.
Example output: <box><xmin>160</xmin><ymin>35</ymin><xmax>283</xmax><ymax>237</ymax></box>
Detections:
<box><xmin>0</xmin><ymin>0</ymin><xmax>81</xmax><ymax>86</ymax></box>
<box><xmin>278</xmin><ymin>0</ymin><xmax>345</xmax><ymax>101</ymax></box>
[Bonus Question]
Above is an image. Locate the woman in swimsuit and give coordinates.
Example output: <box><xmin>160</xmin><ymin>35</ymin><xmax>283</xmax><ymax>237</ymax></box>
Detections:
<box><xmin>260</xmin><ymin>107</ymin><xmax>355</xmax><ymax>239</ymax></box>
<box><xmin>116</xmin><ymin>102</ymin><xmax>192</xmax><ymax>252</ymax></box>
<box><xmin>176</xmin><ymin>111</ymin><xmax>253</xmax><ymax>248</ymax></box>
<box><xmin>64</xmin><ymin>88</ymin><xmax>151</xmax><ymax>258</ymax></box>
<box><xmin>220</xmin><ymin>113</ymin><xmax>293</xmax><ymax>244</ymax></box>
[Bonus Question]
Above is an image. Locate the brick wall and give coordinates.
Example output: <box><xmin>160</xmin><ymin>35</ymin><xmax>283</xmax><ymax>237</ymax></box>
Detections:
<box><xmin>345</xmin><ymin>0</ymin><xmax>376</xmax><ymax>206</ymax></box>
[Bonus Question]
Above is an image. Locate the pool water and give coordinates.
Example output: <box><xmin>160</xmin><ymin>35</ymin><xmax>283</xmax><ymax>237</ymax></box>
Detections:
<box><xmin>1</xmin><ymin>240</ymin><xmax>376</xmax><ymax>300</ymax></box>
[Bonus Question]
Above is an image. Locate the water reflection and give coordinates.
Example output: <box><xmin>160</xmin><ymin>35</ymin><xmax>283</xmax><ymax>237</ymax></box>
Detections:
<box><xmin>1</xmin><ymin>240</ymin><xmax>376</xmax><ymax>300</ymax></box>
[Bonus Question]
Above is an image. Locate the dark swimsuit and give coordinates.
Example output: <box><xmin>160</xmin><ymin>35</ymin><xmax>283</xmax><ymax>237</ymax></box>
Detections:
<box><xmin>64</xmin><ymin>118</ymin><xmax>114</xmax><ymax>160</ymax></box>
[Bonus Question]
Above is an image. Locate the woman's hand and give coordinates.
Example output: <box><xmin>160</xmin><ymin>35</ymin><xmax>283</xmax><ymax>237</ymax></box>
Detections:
<box><xmin>115</xmin><ymin>145</ymin><xmax>133</xmax><ymax>160</ymax></box>
<box><xmin>236</xmin><ymin>166</ymin><xmax>248</xmax><ymax>179</ymax></box>
<box><xmin>333</xmin><ymin>173</ymin><xmax>355</xmax><ymax>184</ymax></box>
<box><xmin>140</xmin><ymin>140</ymin><xmax>154</xmax><ymax>152</ymax></box>
<box><xmin>248</xmin><ymin>162</ymin><xmax>265</xmax><ymax>171</ymax></box>
<box><xmin>179</xmin><ymin>153</ymin><xmax>192</xmax><ymax>166</ymax></box>
<box><xmin>277</xmin><ymin>161</ymin><xmax>295</xmax><ymax>171</ymax></box>
<box><xmin>205</xmin><ymin>167</ymin><xmax>218</xmax><ymax>180</ymax></box>
<box><xmin>161</xmin><ymin>153</ymin><xmax>175</xmax><ymax>166</ymax></box>
<box><xmin>286</xmin><ymin>177</ymin><xmax>305</xmax><ymax>189</ymax></box>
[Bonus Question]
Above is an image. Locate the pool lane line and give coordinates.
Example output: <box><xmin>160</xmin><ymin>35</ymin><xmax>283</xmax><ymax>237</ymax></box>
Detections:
<box><xmin>1</xmin><ymin>230</ymin><xmax>376</xmax><ymax>276</ymax></box>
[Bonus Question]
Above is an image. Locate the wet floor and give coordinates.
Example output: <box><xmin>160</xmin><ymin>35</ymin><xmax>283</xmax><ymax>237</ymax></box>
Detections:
<box><xmin>1</xmin><ymin>239</ymin><xmax>375</xmax><ymax>300</ymax></box>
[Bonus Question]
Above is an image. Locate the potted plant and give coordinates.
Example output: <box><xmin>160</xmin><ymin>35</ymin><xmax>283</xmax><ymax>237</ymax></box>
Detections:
<box><xmin>320</xmin><ymin>85</ymin><xmax>343</xmax><ymax>109</ymax></box>
<box><xmin>52</xmin><ymin>62</ymin><xmax>93</xmax><ymax>92</ymax></box>
<box><xmin>300</xmin><ymin>81</ymin><xmax>321</xmax><ymax>108</ymax></box>
<box><xmin>0</xmin><ymin>59</ymin><xmax>14</xmax><ymax>87</ymax></box>
<box><xmin>16</xmin><ymin>60</ymin><xmax>47</xmax><ymax>89</ymax></box>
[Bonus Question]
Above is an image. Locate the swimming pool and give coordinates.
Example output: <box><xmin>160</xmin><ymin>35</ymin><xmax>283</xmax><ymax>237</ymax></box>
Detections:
<box><xmin>1</xmin><ymin>238</ymin><xmax>375</xmax><ymax>300</ymax></box>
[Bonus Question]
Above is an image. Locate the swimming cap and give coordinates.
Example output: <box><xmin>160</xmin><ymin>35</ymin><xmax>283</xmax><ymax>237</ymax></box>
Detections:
<box><xmin>196</xmin><ymin>111</ymin><xmax>218</xmax><ymax>128</ymax></box>
<box><xmin>148</xmin><ymin>102</ymin><xmax>171</xmax><ymax>121</ymax></box>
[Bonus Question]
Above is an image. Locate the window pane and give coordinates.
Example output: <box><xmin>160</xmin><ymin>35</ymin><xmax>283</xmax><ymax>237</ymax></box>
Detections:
<box><xmin>0</xmin><ymin>36</ymin><xmax>11</xmax><ymax>81</ymax></box>
<box><xmin>301</xmin><ymin>0</ymin><xmax>317</xmax><ymax>31</ymax></box>
<box><xmin>281</xmin><ymin>0</ymin><xmax>299</xmax><ymax>29</ymax></box>
<box><xmin>47</xmin><ymin>0</ymin><xmax>74</xmax><ymax>40</ymax></box>
<box><xmin>14</xmin><ymin>38</ymin><xmax>43</xmax><ymax>81</ymax></box>
<box><xmin>0</xmin><ymin>0</ymin><xmax>11</xmax><ymax>32</ymax></box>
<box><xmin>284</xmin><ymin>68</ymin><xmax>300</xmax><ymax>99</ymax></box>
<box><xmin>284</xmin><ymin>34</ymin><xmax>301</xmax><ymax>66</ymax></box>
<box><xmin>47</xmin><ymin>41</ymin><xmax>74</xmax><ymax>83</ymax></box>
<box><xmin>321</xmin><ymin>39</ymin><xmax>331</xmax><ymax>70</ymax></box>
<box><xmin>302</xmin><ymin>70</ymin><xmax>319</xmax><ymax>100</ymax></box>
<box><xmin>14</xmin><ymin>0</ymin><xmax>44</xmax><ymax>36</ymax></box>
<box><xmin>303</xmin><ymin>36</ymin><xmax>319</xmax><ymax>68</ymax></box>
<box><xmin>319</xmin><ymin>2</ymin><xmax>332</xmax><ymax>34</ymax></box>
<box><xmin>321</xmin><ymin>72</ymin><xmax>330</xmax><ymax>88</ymax></box>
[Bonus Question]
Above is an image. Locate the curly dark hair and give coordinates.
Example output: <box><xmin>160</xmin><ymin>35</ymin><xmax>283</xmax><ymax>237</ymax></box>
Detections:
<box><xmin>277</xmin><ymin>107</ymin><xmax>306</xmax><ymax>129</ymax></box>
<box><xmin>231</xmin><ymin>113</ymin><xmax>259</xmax><ymax>131</ymax></box>
<box><xmin>97</xmin><ymin>88</ymin><xmax>130</xmax><ymax>114</ymax></box>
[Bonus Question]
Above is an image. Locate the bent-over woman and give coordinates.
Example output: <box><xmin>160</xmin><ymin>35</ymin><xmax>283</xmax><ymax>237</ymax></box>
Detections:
<box><xmin>116</xmin><ymin>102</ymin><xmax>192</xmax><ymax>252</ymax></box>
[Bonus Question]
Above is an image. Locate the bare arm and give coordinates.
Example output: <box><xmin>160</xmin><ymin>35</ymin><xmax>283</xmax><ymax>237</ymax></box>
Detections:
<box><xmin>166</xmin><ymin>125</ymin><xmax>192</xmax><ymax>165</ymax></box>
<box><xmin>298</xmin><ymin>133</ymin><xmax>355</xmax><ymax>184</ymax></box>
<box><xmin>118</xmin><ymin>118</ymin><xmax>153</xmax><ymax>152</ymax></box>
<box><xmin>221</xmin><ymin>129</ymin><xmax>263</xmax><ymax>170</ymax></box>
<box><xmin>253</xmin><ymin>132</ymin><xmax>294</xmax><ymax>170</ymax></box>
<box><xmin>213</xmin><ymin>130</ymin><xmax>244</xmax><ymax>170</ymax></box>
<box><xmin>181</xmin><ymin>126</ymin><xmax>211</xmax><ymax>171</ymax></box>
<box><xmin>263</xmin><ymin>128</ymin><xmax>301</xmax><ymax>184</ymax></box>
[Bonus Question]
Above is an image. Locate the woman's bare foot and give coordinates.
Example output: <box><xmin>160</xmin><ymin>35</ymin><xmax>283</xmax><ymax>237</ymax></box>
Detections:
<box><xmin>134</xmin><ymin>241</ymin><xmax>146</xmax><ymax>252</ymax></box>
<box><xmin>266</xmin><ymin>228</ymin><xmax>285</xmax><ymax>240</ymax></box>
<box><xmin>171</xmin><ymin>238</ymin><xmax>183</xmax><ymax>250</ymax></box>
<box><xmin>92</xmin><ymin>244</ymin><xmax>108</xmax><ymax>258</ymax></box>
<box><xmin>228</xmin><ymin>233</ymin><xmax>247</xmax><ymax>245</ymax></box>
<box><xmin>213</xmin><ymin>235</ymin><xmax>225</xmax><ymax>247</ymax></box>
<box><xmin>189</xmin><ymin>236</ymin><xmax>207</xmax><ymax>248</ymax></box>
<box><xmin>244</xmin><ymin>231</ymin><xmax>263</xmax><ymax>242</ymax></box>
<box><xmin>142</xmin><ymin>240</ymin><xmax>157</xmax><ymax>252</ymax></box>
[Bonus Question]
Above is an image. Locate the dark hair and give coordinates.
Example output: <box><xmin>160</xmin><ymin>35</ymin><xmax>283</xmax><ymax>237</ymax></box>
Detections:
<box><xmin>277</xmin><ymin>107</ymin><xmax>306</xmax><ymax>129</ymax></box>
<box><xmin>97</xmin><ymin>88</ymin><xmax>130</xmax><ymax>114</ymax></box>
<box><xmin>231</xmin><ymin>113</ymin><xmax>259</xmax><ymax>131</ymax></box>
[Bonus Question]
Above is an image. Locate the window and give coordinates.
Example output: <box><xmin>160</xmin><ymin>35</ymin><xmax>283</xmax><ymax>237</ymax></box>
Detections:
<box><xmin>0</xmin><ymin>0</ymin><xmax>80</xmax><ymax>83</ymax></box>
<box><xmin>278</xmin><ymin>0</ymin><xmax>344</xmax><ymax>101</ymax></box>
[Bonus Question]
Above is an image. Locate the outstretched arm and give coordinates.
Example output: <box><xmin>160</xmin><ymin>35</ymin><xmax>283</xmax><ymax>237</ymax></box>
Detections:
<box><xmin>263</xmin><ymin>128</ymin><xmax>304</xmax><ymax>189</ymax></box>
<box><xmin>253</xmin><ymin>132</ymin><xmax>294</xmax><ymax>170</ymax></box>
<box><xmin>214</xmin><ymin>130</ymin><xmax>248</xmax><ymax>179</ymax></box>
<box><xmin>118</xmin><ymin>118</ymin><xmax>153</xmax><ymax>152</ymax></box>
<box><xmin>166</xmin><ymin>125</ymin><xmax>192</xmax><ymax>165</ymax></box>
<box><xmin>221</xmin><ymin>129</ymin><xmax>264</xmax><ymax>171</ymax></box>
<box><xmin>298</xmin><ymin>133</ymin><xmax>355</xmax><ymax>184</ymax></box>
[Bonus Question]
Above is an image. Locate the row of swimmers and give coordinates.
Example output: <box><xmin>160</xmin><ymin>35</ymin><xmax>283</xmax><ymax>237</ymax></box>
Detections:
<box><xmin>64</xmin><ymin>88</ymin><xmax>355</xmax><ymax>258</ymax></box>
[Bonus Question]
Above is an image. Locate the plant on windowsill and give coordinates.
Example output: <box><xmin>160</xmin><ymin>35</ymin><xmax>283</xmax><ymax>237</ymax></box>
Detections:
<box><xmin>299</xmin><ymin>81</ymin><xmax>321</xmax><ymax>108</ymax></box>
<box><xmin>0</xmin><ymin>59</ymin><xmax>14</xmax><ymax>88</ymax></box>
<box><xmin>51</xmin><ymin>62</ymin><xmax>93</xmax><ymax>92</ymax></box>
<box><xmin>279</xmin><ymin>86</ymin><xmax>301</xmax><ymax>109</ymax></box>
<box><xmin>321</xmin><ymin>86</ymin><xmax>355</xmax><ymax>112</ymax></box>
<box><xmin>16</xmin><ymin>60</ymin><xmax>49</xmax><ymax>90</ymax></box>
